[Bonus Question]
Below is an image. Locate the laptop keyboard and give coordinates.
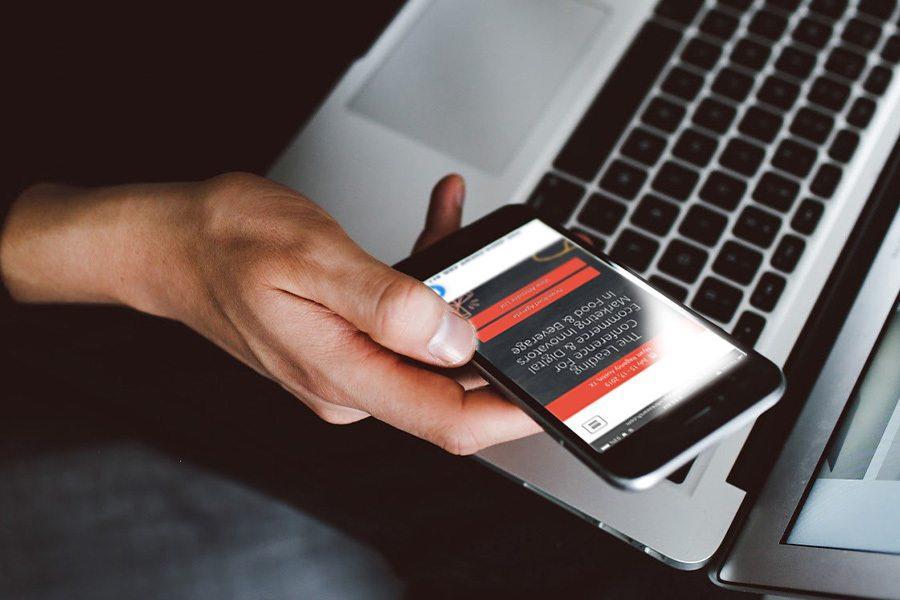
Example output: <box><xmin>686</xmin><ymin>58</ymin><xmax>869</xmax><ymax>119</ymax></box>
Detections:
<box><xmin>528</xmin><ymin>0</ymin><xmax>899</xmax><ymax>349</ymax></box>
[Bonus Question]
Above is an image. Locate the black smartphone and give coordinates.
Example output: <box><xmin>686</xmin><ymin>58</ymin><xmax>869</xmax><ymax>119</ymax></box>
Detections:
<box><xmin>396</xmin><ymin>205</ymin><xmax>785</xmax><ymax>490</ymax></box>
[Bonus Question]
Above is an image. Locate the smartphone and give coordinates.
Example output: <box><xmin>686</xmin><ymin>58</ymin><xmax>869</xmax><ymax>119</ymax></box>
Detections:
<box><xmin>396</xmin><ymin>205</ymin><xmax>785</xmax><ymax>490</ymax></box>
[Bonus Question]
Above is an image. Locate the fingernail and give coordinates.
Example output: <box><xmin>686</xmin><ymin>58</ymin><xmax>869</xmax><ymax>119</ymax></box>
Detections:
<box><xmin>428</xmin><ymin>311</ymin><xmax>475</xmax><ymax>365</ymax></box>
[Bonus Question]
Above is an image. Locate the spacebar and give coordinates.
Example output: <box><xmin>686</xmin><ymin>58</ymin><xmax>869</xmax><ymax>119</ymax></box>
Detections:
<box><xmin>553</xmin><ymin>21</ymin><xmax>681</xmax><ymax>182</ymax></box>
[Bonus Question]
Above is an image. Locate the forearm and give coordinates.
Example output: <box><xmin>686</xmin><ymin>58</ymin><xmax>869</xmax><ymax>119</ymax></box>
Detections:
<box><xmin>0</xmin><ymin>182</ymin><xmax>199</xmax><ymax>319</ymax></box>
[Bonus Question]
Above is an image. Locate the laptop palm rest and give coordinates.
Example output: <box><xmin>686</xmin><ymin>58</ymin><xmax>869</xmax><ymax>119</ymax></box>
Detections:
<box><xmin>349</xmin><ymin>0</ymin><xmax>610</xmax><ymax>175</ymax></box>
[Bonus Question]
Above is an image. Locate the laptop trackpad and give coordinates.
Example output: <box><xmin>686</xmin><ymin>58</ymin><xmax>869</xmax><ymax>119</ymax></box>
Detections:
<box><xmin>349</xmin><ymin>0</ymin><xmax>610</xmax><ymax>175</ymax></box>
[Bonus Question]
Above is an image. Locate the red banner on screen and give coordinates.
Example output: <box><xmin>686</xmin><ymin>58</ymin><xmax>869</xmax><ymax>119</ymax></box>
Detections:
<box><xmin>545</xmin><ymin>339</ymin><xmax>660</xmax><ymax>421</ymax></box>
<box><xmin>469</xmin><ymin>257</ymin><xmax>587</xmax><ymax>329</ymax></box>
<box><xmin>476</xmin><ymin>266</ymin><xmax>599</xmax><ymax>343</ymax></box>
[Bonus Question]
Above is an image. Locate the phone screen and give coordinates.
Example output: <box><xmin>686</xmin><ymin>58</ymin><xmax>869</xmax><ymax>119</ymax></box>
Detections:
<box><xmin>424</xmin><ymin>219</ymin><xmax>747</xmax><ymax>454</ymax></box>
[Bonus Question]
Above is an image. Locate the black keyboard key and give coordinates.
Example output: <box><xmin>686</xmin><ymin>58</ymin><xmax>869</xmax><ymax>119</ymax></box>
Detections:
<box><xmin>656</xmin><ymin>0</ymin><xmax>704</xmax><ymax>24</ymax></box>
<box><xmin>791</xmin><ymin>199</ymin><xmax>825</xmax><ymax>234</ymax></box>
<box><xmin>738</xmin><ymin>105</ymin><xmax>783</xmax><ymax>143</ymax></box>
<box><xmin>720</xmin><ymin>138</ymin><xmax>765</xmax><ymax>176</ymax></box>
<box><xmin>825</xmin><ymin>46</ymin><xmax>867</xmax><ymax>80</ymax></box>
<box><xmin>662</xmin><ymin>66</ymin><xmax>704</xmax><ymax>101</ymax></box>
<box><xmin>776</xmin><ymin>46</ymin><xmax>817</xmax><ymax>79</ymax></box>
<box><xmin>753</xmin><ymin>171</ymin><xmax>800</xmax><ymax>212</ymax></box>
<box><xmin>680</xmin><ymin>204</ymin><xmax>728</xmax><ymax>246</ymax></box>
<box><xmin>578</xmin><ymin>193</ymin><xmax>627</xmax><ymax>234</ymax></box>
<box><xmin>864</xmin><ymin>65</ymin><xmax>893</xmax><ymax>94</ymax></box>
<box><xmin>610</xmin><ymin>229</ymin><xmax>660</xmax><ymax>272</ymax></box>
<box><xmin>720</xmin><ymin>0</ymin><xmax>754</xmax><ymax>10</ymax></box>
<box><xmin>693</xmin><ymin>277</ymin><xmax>743</xmax><ymax>323</ymax></box>
<box><xmin>554</xmin><ymin>22</ymin><xmax>681</xmax><ymax>181</ymax></box>
<box><xmin>700</xmin><ymin>170</ymin><xmax>747</xmax><ymax>210</ymax></box>
<box><xmin>749</xmin><ymin>10</ymin><xmax>788</xmax><ymax>41</ymax></box>
<box><xmin>700</xmin><ymin>10</ymin><xmax>740</xmax><ymax>41</ymax></box>
<box><xmin>649</xmin><ymin>275</ymin><xmax>689</xmax><ymax>302</ymax></box>
<box><xmin>734</xmin><ymin>205</ymin><xmax>782</xmax><ymax>248</ymax></box>
<box><xmin>790</xmin><ymin>107</ymin><xmax>835</xmax><ymax>144</ymax></box>
<box><xmin>767</xmin><ymin>0</ymin><xmax>802</xmax><ymax>11</ymax></box>
<box><xmin>693</xmin><ymin>97</ymin><xmax>736</xmax><ymax>134</ymax></box>
<box><xmin>771</xmin><ymin>234</ymin><xmax>805</xmax><ymax>272</ymax></box>
<box><xmin>842</xmin><ymin>18</ymin><xmax>881</xmax><ymax>50</ymax></box>
<box><xmin>631</xmin><ymin>194</ymin><xmax>679</xmax><ymax>235</ymax></box>
<box><xmin>733</xmin><ymin>311</ymin><xmax>766</xmax><ymax>346</ymax></box>
<box><xmin>527</xmin><ymin>174</ymin><xmax>583</xmax><ymax>223</ymax></box>
<box><xmin>683</xmin><ymin>38</ymin><xmax>722</xmax><ymax>70</ymax></box>
<box><xmin>810</xmin><ymin>163</ymin><xmax>842</xmax><ymax>198</ymax></box>
<box><xmin>714</xmin><ymin>240</ymin><xmax>763</xmax><ymax>284</ymax></box>
<box><xmin>643</xmin><ymin>96</ymin><xmax>686</xmax><ymax>132</ymax></box>
<box><xmin>772</xmin><ymin>138</ymin><xmax>817</xmax><ymax>178</ymax></box>
<box><xmin>808</xmin><ymin>76</ymin><xmax>850</xmax><ymax>111</ymax></box>
<box><xmin>659</xmin><ymin>239</ymin><xmax>709</xmax><ymax>283</ymax></box>
<box><xmin>731</xmin><ymin>38</ymin><xmax>771</xmax><ymax>70</ymax></box>
<box><xmin>751</xmin><ymin>272</ymin><xmax>786</xmax><ymax>311</ymax></box>
<box><xmin>757</xmin><ymin>75</ymin><xmax>800</xmax><ymax>111</ymax></box>
<box><xmin>572</xmin><ymin>229</ymin><xmax>607</xmax><ymax>252</ymax></box>
<box><xmin>600</xmin><ymin>160</ymin><xmax>647</xmax><ymax>199</ymax></box>
<box><xmin>846</xmin><ymin>96</ymin><xmax>877</xmax><ymax>127</ymax></box>
<box><xmin>621</xmin><ymin>128</ymin><xmax>667</xmax><ymax>166</ymax></box>
<box><xmin>793</xmin><ymin>17</ymin><xmax>833</xmax><ymax>49</ymax></box>
<box><xmin>713</xmin><ymin>67</ymin><xmax>754</xmax><ymax>102</ymax></box>
<box><xmin>882</xmin><ymin>34</ymin><xmax>900</xmax><ymax>62</ymax></box>
<box><xmin>859</xmin><ymin>0</ymin><xmax>896</xmax><ymax>20</ymax></box>
<box><xmin>810</xmin><ymin>0</ymin><xmax>848</xmax><ymax>19</ymax></box>
<box><xmin>829</xmin><ymin>129</ymin><xmax>860</xmax><ymax>162</ymax></box>
<box><xmin>652</xmin><ymin>161</ymin><xmax>700</xmax><ymax>200</ymax></box>
<box><xmin>673</xmin><ymin>129</ymin><xmax>718</xmax><ymax>167</ymax></box>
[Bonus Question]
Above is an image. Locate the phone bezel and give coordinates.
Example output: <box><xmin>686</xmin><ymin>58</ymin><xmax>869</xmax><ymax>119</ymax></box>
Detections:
<box><xmin>395</xmin><ymin>204</ymin><xmax>785</xmax><ymax>488</ymax></box>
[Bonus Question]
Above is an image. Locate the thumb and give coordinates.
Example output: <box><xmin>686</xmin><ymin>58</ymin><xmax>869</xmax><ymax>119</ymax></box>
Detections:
<box><xmin>308</xmin><ymin>244</ymin><xmax>476</xmax><ymax>367</ymax></box>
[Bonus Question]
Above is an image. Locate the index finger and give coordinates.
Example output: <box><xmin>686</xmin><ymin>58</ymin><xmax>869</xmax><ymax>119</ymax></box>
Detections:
<box><xmin>413</xmin><ymin>174</ymin><xmax>464</xmax><ymax>252</ymax></box>
<box><xmin>326</xmin><ymin>349</ymin><xmax>540</xmax><ymax>454</ymax></box>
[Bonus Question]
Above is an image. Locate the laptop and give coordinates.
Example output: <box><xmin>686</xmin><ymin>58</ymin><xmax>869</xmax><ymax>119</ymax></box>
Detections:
<box><xmin>713</xmin><ymin>183</ymin><xmax>900</xmax><ymax>598</ymax></box>
<box><xmin>269</xmin><ymin>0</ymin><xmax>900</xmax><ymax>580</ymax></box>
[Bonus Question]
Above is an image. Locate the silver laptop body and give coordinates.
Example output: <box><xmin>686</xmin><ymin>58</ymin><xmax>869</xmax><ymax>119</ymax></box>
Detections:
<box><xmin>270</xmin><ymin>0</ymin><xmax>900</xmax><ymax>568</ymax></box>
<box><xmin>715</xmin><ymin>200</ymin><xmax>900</xmax><ymax>599</ymax></box>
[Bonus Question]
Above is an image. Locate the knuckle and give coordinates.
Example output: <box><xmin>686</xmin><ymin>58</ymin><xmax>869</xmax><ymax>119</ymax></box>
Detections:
<box><xmin>279</xmin><ymin>359</ymin><xmax>360</xmax><ymax>412</ymax></box>
<box><xmin>276</xmin><ymin>369</ymin><xmax>362</xmax><ymax>426</ymax></box>
<box><xmin>311</xmin><ymin>403</ymin><xmax>360</xmax><ymax>425</ymax></box>
<box><xmin>271</xmin><ymin>356</ymin><xmax>328</xmax><ymax>398</ymax></box>
<box><xmin>432</xmin><ymin>422</ymin><xmax>482</xmax><ymax>456</ymax></box>
<box><xmin>204</xmin><ymin>171</ymin><xmax>267</xmax><ymax>196</ymax></box>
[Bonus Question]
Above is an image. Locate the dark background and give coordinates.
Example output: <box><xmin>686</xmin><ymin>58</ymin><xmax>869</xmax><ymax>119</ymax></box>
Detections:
<box><xmin>2</xmin><ymin>5</ymin><xmax>751</xmax><ymax>598</ymax></box>
<box><xmin>5</xmin><ymin>5</ymin><xmax>401</xmax><ymax>190</ymax></box>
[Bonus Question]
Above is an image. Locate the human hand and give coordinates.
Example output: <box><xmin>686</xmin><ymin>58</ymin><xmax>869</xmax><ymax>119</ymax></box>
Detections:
<box><xmin>0</xmin><ymin>173</ymin><xmax>540</xmax><ymax>453</ymax></box>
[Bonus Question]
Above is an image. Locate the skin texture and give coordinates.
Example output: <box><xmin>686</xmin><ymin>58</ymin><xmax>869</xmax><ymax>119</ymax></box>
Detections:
<box><xmin>0</xmin><ymin>173</ymin><xmax>540</xmax><ymax>454</ymax></box>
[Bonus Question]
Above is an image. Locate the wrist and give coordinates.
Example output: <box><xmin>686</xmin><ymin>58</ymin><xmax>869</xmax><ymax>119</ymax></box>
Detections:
<box><xmin>108</xmin><ymin>182</ymin><xmax>207</xmax><ymax>322</ymax></box>
<box><xmin>0</xmin><ymin>181</ymin><xmax>202</xmax><ymax>320</ymax></box>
